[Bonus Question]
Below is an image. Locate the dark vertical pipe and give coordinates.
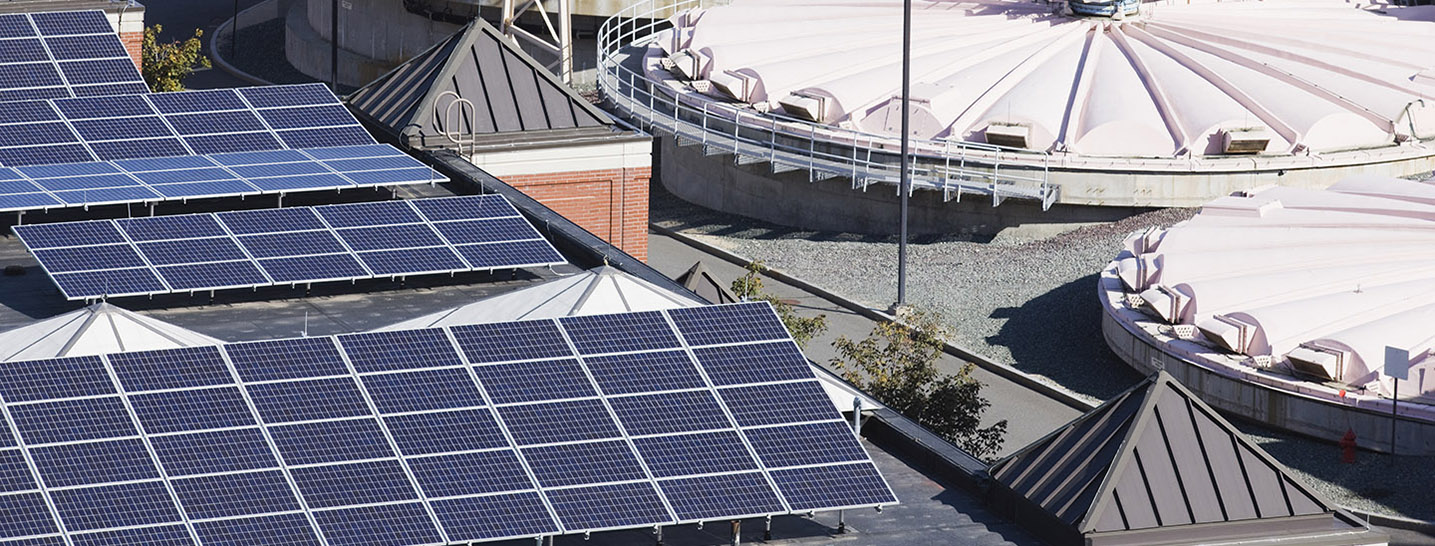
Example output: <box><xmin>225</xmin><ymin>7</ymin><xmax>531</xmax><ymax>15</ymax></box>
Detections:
<box><xmin>330</xmin><ymin>0</ymin><xmax>339</xmax><ymax>92</ymax></box>
<box><xmin>897</xmin><ymin>0</ymin><xmax>911</xmax><ymax>306</ymax></box>
<box><xmin>231</xmin><ymin>0</ymin><xmax>238</xmax><ymax>59</ymax></box>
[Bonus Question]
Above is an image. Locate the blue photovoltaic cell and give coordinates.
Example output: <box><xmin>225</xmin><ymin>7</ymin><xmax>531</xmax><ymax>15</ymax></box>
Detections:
<box><xmin>362</xmin><ymin>368</ymin><xmax>483</xmax><ymax>414</ymax></box>
<box><xmin>0</xmin><ymin>450</ymin><xmax>37</xmax><ymax>492</ymax></box>
<box><xmin>300</xmin><ymin>144</ymin><xmax>397</xmax><ymax>160</ymax></box>
<box><xmin>0</xmin><ymin>123</ymin><xmax>74</xmax><ymax>147</ymax></box>
<box><xmin>633</xmin><ymin>431</ymin><xmax>757</xmax><ymax>478</ymax></box>
<box><xmin>339</xmin><ymin>329</ymin><xmax>463</xmax><ymax>373</ymax></box>
<box><xmin>669</xmin><ymin>302</ymin><xmax>791</xmax><ymax>347</ymax></box>
<box><xmin>0</xmin><ymin>144</ymin><xmax>93</xmax><ymax>167</ymax></box>
<box><xmin>113</xmin><ymin>155</ymin><xmax>218</xmax><ymax>172</ymax></box>
<box><xmin>12</xmin><ymin>220</ymin><xmax>123</xmax><ymax>248</ymax></box>
<box><xmin>155</xmin><ymin>260</ymin><xmax>268</xmax><ymax>290</ymax></box>
<box><xmin>59</xmin><ymin>59</ymin><xmax>142</xmax><ymax>85</ymax></box>
<box><xmin>165</xmin><ymin>111</ymin><xmax>266</xmax><ymax>135</ymax></box>
<box><xmin>659</xmin><ymin>472</ymin><xmax>784</xmax><ymax>521</ymax></box>
<box><xmin>193</xmin><ymin>513</ymin><xmax>322</xmax><ymax>546</ymax></box>
<box><xmin>128</xmin><ymin>387</ymin><xmax>255</xmax><ymax>434</ymax></box>
<box><xmin>770</xmin><ymin>462</ymin><xmax>896</xmax><ymax>511</ymax></box>
<box><xmin>224</xmin><ymin>337</ymin><xmax>348</xmax><ymax>382</ymax></box>
<box><xmin>53</xmin><ymin>186</ymin><xmax>162</xmax><ymax>205</ymax></box>
<box><xmin>744</xmin><ymin>422</ymin><xmax>869</xmax><ymax>468</ymax></box>
<box><xmin>258</xmin><ymin>105</ymin><xmax>357</xmax><ymax>129</ymax></box>
<box><xmin>454</xmin><ymin>240</ymin><xmax>563</xmax><ymax>269</ymax></box>
<box><xmin>0</xmin><ymin>355</ymin><xmax>112</xmax><ymax>403</ymax></box>
<box><xmin>31</xmin><ymin>11</ymin><xmax>113</xmax><ymax>36</ymax></box>
<box><xmin>583</xmin><ymin>350</ymin><xmax>705</xmax><ymax>395</ymax></box>
<box><xmin>322</xmin><ymin>155</ymin><xmax>423</xmax><ymax>172</ymax></box>
<box><xmin>407</xmin><ymin>451</ymin><xmax>532</xmax><ymax>498</ymax></box>
<box><xmin>497</xmin><ymin>400</ymin><xmax>619</xmax><ymax>446</ymax></box>
<box><xmin>410</xmin><ymin>195</ymin><xmax>516</xmax><ymax>222</ymax></box>
<box><xmin>335</xmin><ymin>224</ymin><xmax>444</xmax><ymax>252</ymax></box>
<box><xmin>239</xmin><ymin>84</ymin><xmax>337</xmax><ymax>108</ymax></box>
<box><xmin>470</xmin><ymin>359</ymin><xmax>594</xmax><ymax>405</ymax></box>
<box><xmin>150</xmin><ymin>428</ymin><xmax>277</xmax><ymax>477</ymax></box>
<box><xmin>71</xmin><ymin>117</ymin><xmax>171</xmax><ymax>140</ymax></box>
<box><xmin>137</xmin><ymin>238</ymin><xmax>248</xmax><ymax>266</ymax></box>
<box><xmin>208</xmin><ymin>149</ymin><xmax>309</xmax><ymax>166</ymax></box>
<box><xmin>560</xmin><ymin>312</ymin><xmax>680</xmax><ymax>355</ymax></box>
<box><xmin>310</xmin><ymin>502</ymin><xmax>442</xmax><ymax>546</ymax></box>
<box><xmin>276</xmin><ymin>127</ymin><xmax>375</xmax><ymax>150</ymax></box>
<box><xmin>245</xmin><ymin>173</ymin><xmax>352</xmax><ymax>192</ymax></box>
<box><xmin>147</xmin><ymin>89</ymin><xmax>246</xmax><ymax>114</ymax></box>
<box><xmin>316</xmin><ymin>200</ymin><xmax>422</xmax><ymax>228</ymax></box>
<box><xmin>90</xmin><ymin>138</ymin><xmax>190</xmax><ymax>161</ymax></box>
<box><xmin>433</xmin><ymin>493</ymin><xmax>557</xmax><ymax>541</ymax></box>
<box><xmin>0</xmin><ymin>40</ymin><xmax>48</xmax><ymax>63</ymax></box>
<box><xmin>52</xmin><ymin>95</ymin><xmax>151</xmax><ymax>120</ymax></box>
<box><xmin>0</xmin><ymin>101</ymin><xmax>56</xmax><ymax>123</ymax></box>
<box><xmin>49</xmin><ymin>481</ymin><xmax>181</xmax><ymax>532</ymax></box>
<box><xmin>433</xmin><ymin>218</ymin><xmax>539</xmax><ymax>245</ymax></box>
<box><xmin>356</xmin><ymin>247</ymin><xmax>466</xmax><ymax>276</ymax></box>
<box><xmin>10</xmin><ymin>397</ymin><xmax>136</xmax><ymax>445</ymax></box>
<box><xmin>719</xmin><ymin>381</ymin><xmax>839</xmax><ymax>428</ymax></box>
<box><xmin>171</xmin><ymin>470</ymin><xmax>301</xmax><ymax>520</ymax></box>
<box><xmin>269</xmin><ymin>418</ymin><xmax>394</xmax><ymax>466</ymax></box>
<box><xmin>289</xmin><ymin>460</ymin><xmax>417</xmax><ymax>509</ymax></box>
<box><xmin>608</xmin><ymin>391</ymin><xmax>729</xmax><ymax>436</ymax></box>
<box><xmin>19</xmin><ymin>538</ymin><xmax>72</xmax><ymax>546</ymax></box>
<box><xmin>184</xmin><ymin>132</ymin><xmax>282</xmax><ymax>155</ymax></box>
<box><xmin>236</xmin><ymin>231</ymin><xmax>346</xmax><ymax>258</ymax></box>
<box><xmin>0</xmin><ymin>493</ymin><xmax>58</xmax><ymax>538</ymax></box>
<box><xmin>246</xmin><ymin>378</ymin><xmax>370</xmax><ymax>424</ymax></box>
<box><xmin>0</xmin><ymin>193</ymin><xmax>60</xmax><ymax>210</ymax></box>
<box><xmin>72</xmin><ymin>81</ymin><xmax>150</xmax><ymax>98</ymax></box>
<box><xmin>69</xmin><ymin>524</ymin><xmax>194</xmax><ymax>546</ymax></box>
<box><xmin>335</xmin><ymin>168</ymin><xmax>434</xmax><ymax>186</ymax></box>
<box><xmin>30</xmin><ymin>439</ymin><xmax>158</xmax><ymax>488</ymax></box>
<box><xmin>0</xmin><ymin>65</ymin><xmax>62</xmax><ymax>90</ymax></box>
<box><xmin>546</xmin><ymin>482</ymin><xmax>670</xmax><ymax>531</ymax></box>
<box><xmin>228</xmin><ymin>162</ymin><xmax>330</xmax><ymax>179</ymax></box>
<box><xmin>19</xmin><ymin>162</ymin><xmax>117</xmax><ymax>179</ymax></box>
<box><xmin>257</xmin><ymin>254</ymin><xmax>368</xmax><ymax>283</ymax></box>
<box><xmin>151</xmin><ymin>180</ymin><xmax>258</xmax><ymax>198</ymax></box>
<box><xmin>427</xmin><ymin>324</ymin><xmax>562</xmax><ymax>362</ymax></box>
<box><xmin>0</xmin><ymin>14</ymin><xmax>33</xmax><ymax>39</ymax></box>
<box><xmin>218</xmin><ymin>208</ymin><xmax>327</xmax><ymax>235</ymax></box>
<box><xmin>384</xmin><ymin>409</ymin><xmax>507</xmax><ymax>456</ymax></box>
<box><xmin>108</xmin><ymin>346</ymin><xmax>233</xmax><ymax>392</ymax></box>
<box><xmin>116</xmin><ymin>214</ymin><xmax>227</xmax><ymax>242</ymax></box>
<box><xmin>33</xmin><ymin>174</ymin><xmax>139</xmax><ymax>192</ymax></box>
<box><xmin>692</xmin><ymin>341</ymin><xmax>813</xmax><ymax>387</ymax></box>
<box><xmin>45</xmin><ymin>35</ymin><xmax>129</xmax><ymax>61</ymax></box>
<box><xmin>131</xmin><ymin>168</ymin><xmax>234</xmax><ymax>184</ymax></box>
<box><xmin>522</xmin><ymin>440</ymin><xmax>646</xmax><ymax>488</ymax></box>
<box><xmin>52</xmin><ymin>268</ymin><xmax>166</xmax><ymax>298</ymax></box>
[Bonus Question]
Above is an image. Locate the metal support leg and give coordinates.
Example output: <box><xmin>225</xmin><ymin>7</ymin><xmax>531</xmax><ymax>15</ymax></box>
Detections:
<box><xmin>838</xmin><ymin>510</ymin><xmax>846</xmax><ymax>534</ymax></box>
<box><xmin>655</xmin><ymin>526</ymin><xmax>663</xmax><ymax>546</ymax></box>
<box><xmin>764</xmin><ymin>515</ymin><xmax>772</xmax><ymax>541</ymax></box>
<box><xmin>730</xmin><ymin>520</ymin><xmax>741</xmax><ymax>546</ymax></box>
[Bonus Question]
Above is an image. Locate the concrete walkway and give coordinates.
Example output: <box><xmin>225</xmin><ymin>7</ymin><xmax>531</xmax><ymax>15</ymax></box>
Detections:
<box><xmin>645</xmin><ymin>232</ymin><xmax>1082</xmax><ymax>458</ymax></box>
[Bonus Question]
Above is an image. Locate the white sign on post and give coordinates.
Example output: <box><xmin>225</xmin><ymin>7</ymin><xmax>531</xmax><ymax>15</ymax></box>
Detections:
<box><xmin>1386</xmin><ymin>346</ymin><xmax>1410</xmax><ymax>381</ymax></box>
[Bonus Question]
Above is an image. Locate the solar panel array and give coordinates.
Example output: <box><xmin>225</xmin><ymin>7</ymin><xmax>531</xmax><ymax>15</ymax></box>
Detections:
<box><xmin>0</xmin><ymin>144</ymin><xmax>445</xmax><ymax>212</ymax></box>
<box><xmin>0</xmin><ymin>10</ymin><xmax>148</xmax><ymax>103</ymax></box>
<box><xmin>0</xmin><ymin>83</ymin><xmax>374</xmax><ymax>168</ymax></box>
<box><xmin>12</xmin><ymin>194</ymin><xmax>566</xmax><ymax>299</ymax></box>
<box><xmin>0</xmin><ymin>302</ymin><xmax>896</xmax><ymax>546</ymax></box>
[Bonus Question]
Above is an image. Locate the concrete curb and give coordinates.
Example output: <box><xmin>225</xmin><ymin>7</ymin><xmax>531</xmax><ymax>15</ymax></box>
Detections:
<box><xmin>649</xmin><ymin>223</ymin><xmax>1098</xmax><ymax>413</ymax></box>
<box><xmin>1347</xmin><ymin>509</ymin><xmax>1435</xmax><ymax>535</ymax></box>
<box><xmin>209</xmin><ymin>11</ymin><xmax>278</xmax><ymax>86</ymax></box>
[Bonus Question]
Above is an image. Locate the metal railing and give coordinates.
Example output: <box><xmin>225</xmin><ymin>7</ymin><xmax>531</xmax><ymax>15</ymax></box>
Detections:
<box><xmin>596</xmin><ymin>0</ymin><xmax>1059</xmax><ymax>209</ymax></box>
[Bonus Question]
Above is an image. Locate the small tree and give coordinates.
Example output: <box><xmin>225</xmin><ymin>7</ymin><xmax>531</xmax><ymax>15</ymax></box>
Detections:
<box><xmin>832</xmin><ymin>306</ymin><xmax>1007</xmax><ymax>460</ymax></box>
<box><xmin>142</xmin><ymin>25</ymin><xmax>210</xmax><ymax>92</ymax></box>
<box><xmin>732</xmin><ymin>261</ymin><xmax>827</xmax><ymax>349</ymax></box>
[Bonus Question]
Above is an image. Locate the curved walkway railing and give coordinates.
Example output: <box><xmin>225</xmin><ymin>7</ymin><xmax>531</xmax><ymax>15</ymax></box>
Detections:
<box><xmin>596</xmin><ymin>0</ymin><xmax>1059</xmax><ymax>208</ymax></box>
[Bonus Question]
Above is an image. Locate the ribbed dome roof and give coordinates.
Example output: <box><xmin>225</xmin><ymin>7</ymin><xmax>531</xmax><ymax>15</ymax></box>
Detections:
<box><xmin>656</xmin><ymin>0</ymin><xmax>1435</xmax><ymax>158</ymax></box>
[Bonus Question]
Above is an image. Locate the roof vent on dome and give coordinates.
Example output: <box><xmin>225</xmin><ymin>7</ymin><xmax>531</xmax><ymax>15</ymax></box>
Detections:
<box><xmin>1286</xmin><ymin>342</ymin><xmax>1349</xmax><ymax>383</ymax></box>
<box><xmin>779</xmin><ymin>93</ymin><xmax>829</xmax><ymax>123</ymax></box>
<box><xmin>1138</xmin><ymin>285</ymin><xmax>1188</xmax><ymax>324</ymax></box>
<box><xmin>984</xmin><ymin>121</ymin><xmax>1030</xmax><ymax>149</ymax></box>
<box><xmin>711</xmin><ymin>70</ymin><xmax>756</xmax><ymax>102</ymax></box>
<box><xmin>665</xmin><ymin>50</ymin><xmax>700</xmax><ymax>80</ymax></box>
<box><xmin>1198</xmin><ymin>314</ymin><xmax>1257</xmax><ymax>355</ymax></box>
<box><xmin>1221</xmin><ymin>126</ymin><xmax>1272</xmax><ymax>154</ymax></box>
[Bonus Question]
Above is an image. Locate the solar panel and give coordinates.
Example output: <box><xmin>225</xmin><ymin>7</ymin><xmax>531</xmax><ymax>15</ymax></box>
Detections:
<box><xmin>0</xmin><ymin>143</ymin><xmax>445</xmax><ymax>214</ymax></box>
<box><xmin>0</xmin><ymin>303</ymin><xmax>895</xmax><ymax>545</ymax></box>
<box><xmin>14</xmin><ymin>195</ymin><xmax>564</xmax><ymax>300</ymax></box>
<box><xmin>0</xmin><ymin>11</ymin><xmax>146</xmax><ymax>104</ymax></box>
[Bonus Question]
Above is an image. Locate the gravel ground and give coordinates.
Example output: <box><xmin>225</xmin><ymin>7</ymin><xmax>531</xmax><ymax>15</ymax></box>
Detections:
<box><xmin>650</xmin><ymin>183</ymin><xmax>1435</xmax><ymax>521</ymax></box>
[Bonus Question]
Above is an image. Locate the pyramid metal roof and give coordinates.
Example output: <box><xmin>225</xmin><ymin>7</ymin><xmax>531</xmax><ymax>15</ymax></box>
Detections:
<box><xmin>0</xmin><ymin>302</ymin><xmax>221</xmax><ymax>362</ymax></box>
<box><xmin>989</xmin><ymin>371</ymin><xmax>1384</xmax><ymax>546</ymax></box>
<box><xmin>347</xmin><ymin>18</ymin><xmax>614</xmax><ymax>149</ymax></box>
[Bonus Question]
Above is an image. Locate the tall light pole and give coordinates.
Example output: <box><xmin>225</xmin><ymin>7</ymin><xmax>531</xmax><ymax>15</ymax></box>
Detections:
<box><xmin>897</xmin><ymin>0</ymin><xmax>912</xmax><ymax>306</ymax></box>
<box><xmin>330</xmin><ymin>0</ymin><xmax>339</xmax><ymax>92</ymax></box>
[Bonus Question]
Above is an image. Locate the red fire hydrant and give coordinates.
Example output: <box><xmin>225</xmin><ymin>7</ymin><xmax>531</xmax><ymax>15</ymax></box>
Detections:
<box><xmin>1340</xmin><ymin>428</ymin><xmax>1357</xmax><ymax>464</ymax></box>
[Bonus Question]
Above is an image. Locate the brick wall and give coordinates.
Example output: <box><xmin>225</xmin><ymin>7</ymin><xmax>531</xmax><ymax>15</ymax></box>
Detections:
<box><xmin>500</xmin><ymin>166</ymin><xmax>651</xmax><ymax>262</ymax></box>
<box><xmin>121</xmin><ymin>31</ymin><xmax>142</xmax><ymax>70</ymax></box>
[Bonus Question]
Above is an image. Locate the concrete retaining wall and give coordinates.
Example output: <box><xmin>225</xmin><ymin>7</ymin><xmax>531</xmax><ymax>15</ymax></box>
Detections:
<box><xmin>656</xmin><ymin>136</ymin><xmax>1140</xmax><ymax>236</ymax></box>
